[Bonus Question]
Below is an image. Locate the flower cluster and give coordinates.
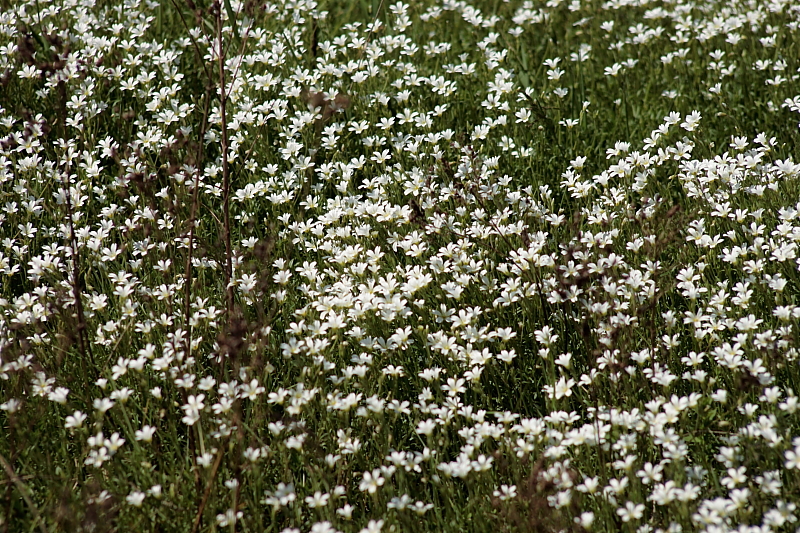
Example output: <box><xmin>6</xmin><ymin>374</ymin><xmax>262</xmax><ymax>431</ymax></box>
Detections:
<box><xmin>1</xmin><ymin>0</ymin><xmax>800</xmax><ymax>531</ymax></box>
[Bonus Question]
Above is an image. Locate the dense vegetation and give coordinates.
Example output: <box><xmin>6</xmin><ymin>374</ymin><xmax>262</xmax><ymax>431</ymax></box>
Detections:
<box><xmin>2</xmin><ymin>0</ymin><xmax>800</xmax><ymax>531</ymax></box>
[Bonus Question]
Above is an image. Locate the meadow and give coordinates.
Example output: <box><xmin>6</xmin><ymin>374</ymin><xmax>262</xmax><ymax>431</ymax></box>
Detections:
<box><xmin>1</xmin><ymin>0</ymin><xmax>800</xmax><ymax>531</ymax></box>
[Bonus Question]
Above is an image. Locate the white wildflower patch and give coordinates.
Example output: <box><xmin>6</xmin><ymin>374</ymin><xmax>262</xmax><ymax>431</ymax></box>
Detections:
<box><xmin>2</xmin><ymin>0</ymin><xmax>800</xmax><ymax>530</ymax></box>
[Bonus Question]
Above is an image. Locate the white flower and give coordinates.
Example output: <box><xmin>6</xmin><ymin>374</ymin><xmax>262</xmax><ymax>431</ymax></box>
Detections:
<box><xmin>576</xmin><ymin>512</ymin><xmax>594</xmax><ymax>528</ymax></box>
<box><xmin>182</xmin><ymin>394</ymin><xmax>205</xmax><ymax>425</ymax></box>
<box><xmin>126</xmin><ymin>491</ymin><xmax>146</xmax><ymax>507</ymax></box>
<box><xmin>617</xmin><ymin>501</ymin><xmax>644</xmax><ymax>522</ymax></box>
<box><xmin>359</xmin><ymin>519</ymin><xmax>384</xmax><ymax>533</ymax></box>
<box><xmin>65</xmin><ymin>411</ymin><xmax>87</xmax><ymax>429</ymax></box>
<box><xmin>546</xmin><ymin>376</ymin><xmax>575</xmax><ymax>400</ymax></box>
<box><xmin>305</xmin><ymin>491</ymin><xmax>330</xmax><ymax>508</ymax></box>
<box><xmin>135</xmin><ymin>425</ymin><xmax>156</xmax><ymax>442</ymax></box>
<box><xmin>0</xmin><ymin>399</ymin><xmax>22</xmax><ymax>414</ymax></box>
<box><xmin>48</xmin><ymin>387</ymin><xmax>70</xmax><ymax>404</ymax></box>
<box><xmin>493</xmin><ymin>484</ymin><xmax>517</xmax><ymax>501</ymax></box>
<box><xmin>680</xmin><ymin>110</ymin><xmax>702</xmax><ymax>131</ymax></box>
<box><xmin>104</xmin><ymin>433</ymin><xmax>125</xmax><ymax>454</ymax></box>
<box><xmin>388</xmin><ymin>494</ymin><xmax>412</xmax><ymax>510</ymax></box>
<box><xmin>337</xmin><ymin>504</ymin><xmax>354</xmax><ymax>519</ymax></box>
<box><xmin>498</xmin><ymin>349</ymin><xmax>517</xmax><ymax>363</ymax></box>
<box><xmin>411</xmin><ymin>501</ymin><xmax>433</xmax><ymax>515</ymax></box>
<box><xmin>721</xmin><ymin>467</ymin><xmax>747</xmax><ymax>489</ymax></box>
<box><xmin>359</xmin><ymin>469</ymin><xmax>385</xmax><ymax>493</ymax></box>
<box><xmin>110</xmin><ymin>387</ymin><xmax>132</xmax><ymax>403</ymax></box>
<box><xmin>93</xmin><ymin>398</ymin><xmax>114</xmax><ymax>413</ymax></box>
<box><xmin>216</xmin><ymin>509</ymin><xmax>242</xmax><ymax>527</ymax></box>
<box><xmin>711</xmin><ymin>389</ymin><xmax>728</xmax><ymax>403</ymax></box>
<box><xmin>785</xmin><ymin>448</ymin><xmax>800</xmax><ymax>470</ymax></box>
<box><xmin>416</xmin><ymin>419</ymin><xmax>436</xmax><ymax>436</ymax></box>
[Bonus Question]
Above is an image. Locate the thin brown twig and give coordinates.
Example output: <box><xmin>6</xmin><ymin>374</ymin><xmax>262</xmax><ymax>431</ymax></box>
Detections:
<box><xmin>222</xmin><ymin>10</ymin><xmax>254</xmax><ymax>104</ymax></box>
<box><xmin>183</xmin><ymin>90</ymin><xmax>212</xmax><ymax>353</ymax></box>
<box><xmin>0</xmin><ymin>452</ymin><xmax>47</xmax><ymax>533</ymax></box>
<box><xmin>189</xmin><ymin>444</ymin><xmax>226</xmax><ymax>533</ymax></box>
<box><xmin>213</xmin><ymin>0</ymin><xmax>254</xmax><ymax>331</ymax></box>
<box><xmin>345</xmin><ymin>0</ymin><xmax>386</xmax><ymax>97</ymax></box>
<box><xmin>168</xmin><ymin>0</ymin><xmax>213</xmax><ymax>82</ymax></box>
<box><xmin>61</xmin><ymin>162</ymin><xmax>95</xmax><ymax>375</ymax></box>
<box><xmin>219</xmin><ymin>0</ymin><xmax>251</xmax><ymax>64</ymax></box>
<box><xmin>0</xmin><ymin>474</ymin><xmax>35</xmax><ymax>485</ymax></box>
<box><xmin>215</xmin><ymin>1</ymin><xmax>235</xmax><ymax>328</ymax></box>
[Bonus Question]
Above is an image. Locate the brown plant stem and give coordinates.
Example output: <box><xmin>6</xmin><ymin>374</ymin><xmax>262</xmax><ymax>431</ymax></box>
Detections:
<box><xmin>190</xmin><ymin>444</ymin><xmax>226</xmax><ymax>533</ymax></box>
<box><xmin>61</xmin><ymin>164</ymin><xmax>95</xmax><ymax>376</ymax></box>
<box><xmin>168</xmin><ymin>0</ymin><xmax>213</xmax><ymax>82</ymax></box>
<box><xmin>215</xmin><ymin>2</ymin><xmax>234</xmax><ymax>330</ymax></box>
<box><xmin>183</xmin><ymin>90</ymin><xmax>212</xmax><ymax>353</ymax></box>
<box><xmin>0</xmin><ymin>452</ymin><xmax>47</xmax><ymax>533</ymax></box>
